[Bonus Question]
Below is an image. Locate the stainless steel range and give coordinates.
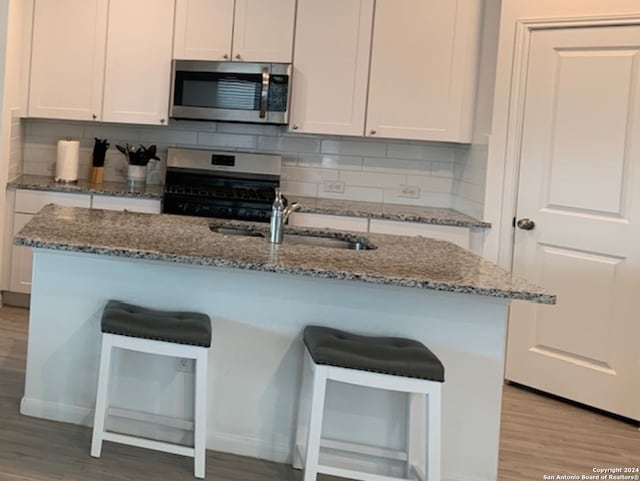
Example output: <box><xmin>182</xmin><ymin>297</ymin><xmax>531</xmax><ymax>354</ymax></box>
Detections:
<box><xmin>162</xmin><ymin>148</ymin><xmax>281</xmax><ymax>222</ymax></box>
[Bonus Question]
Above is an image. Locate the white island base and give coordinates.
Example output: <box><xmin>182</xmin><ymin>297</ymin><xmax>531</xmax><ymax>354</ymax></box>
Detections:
<box><xmin>23</xmin><ymin>249</ymin><xmax>510</xmax><ymax>481</ymax></box>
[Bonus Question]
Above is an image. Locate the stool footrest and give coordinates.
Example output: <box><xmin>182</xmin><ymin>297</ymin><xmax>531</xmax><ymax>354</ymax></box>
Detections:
<box><xmin>102</xmin><ymin>431</ymin><xmax>195</xmax><ymax>458</ymax></box>
<box><xmin>321</xmin><ymin>438</ymin><xmax>408</xmax><ymax>462</ymax></box>
<box><xmin>108</xmin><ymin>407</ymin><xmax>195</xmax><ymax>432</ymax></box>
<box><xmin>318</xmin><ymin>464</ymin><xmax>419</xmax><ymax>481</ymax></box>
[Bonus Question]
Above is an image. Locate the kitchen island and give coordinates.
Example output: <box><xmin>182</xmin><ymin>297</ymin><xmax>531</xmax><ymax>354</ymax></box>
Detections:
<box><xmin>15</xmin><ymin>205</ymin><xmax>554</xmax><ymax>481</ymax></box>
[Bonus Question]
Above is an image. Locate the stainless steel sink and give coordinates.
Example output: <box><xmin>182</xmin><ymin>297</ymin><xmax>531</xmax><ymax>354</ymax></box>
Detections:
<box><xmin>210</xmin><ymin>223</ymin><xmax>375</xmax><ymax>250</ymax></box>
<box><xmin>210</xmin><ymin>226</ymin><xmax>265</xmax><ymax>237</ymax></box>
<box><xmin>283</xmin><ymin>234</ymin><xmax>374</xmax><ymax>250</ymax></box>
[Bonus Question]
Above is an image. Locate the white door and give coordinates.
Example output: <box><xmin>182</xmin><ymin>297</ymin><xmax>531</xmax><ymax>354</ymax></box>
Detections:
<box><xmin>28</xmin><ymin>0</ymin><xmax>108</xmax><ymax>121</ymax></box>
<box><xmin>506</xmin><ymin>25</ymin><xmax>640</xmax><ymax>420</ymax></box>
<box><xmin>232</xmin><ymin>0</ymin><xmax>296</xmax><ymax>62</ymax></box>
<box><xmin>288</xmin><ymin>0</ymin><xmax>373</xmax><ymax>135</ymax></box>
<box><xmin>102</xmin><ymin>0</ymin><xmax>175</xmax><ymax>125</ymax></box>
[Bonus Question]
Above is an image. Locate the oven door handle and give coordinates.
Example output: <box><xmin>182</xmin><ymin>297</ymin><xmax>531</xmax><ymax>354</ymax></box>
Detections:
<box><xmin>260</xmin><ymin>67</ymin><xmax>270</xmax><ymax>119</ymax></box>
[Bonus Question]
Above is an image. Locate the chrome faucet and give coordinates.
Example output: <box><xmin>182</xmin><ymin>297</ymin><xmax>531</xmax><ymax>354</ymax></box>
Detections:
<box><xmin>269</xmin><ymin>188</ymin><xmax>301</xmax><ymax>244</ymax></box>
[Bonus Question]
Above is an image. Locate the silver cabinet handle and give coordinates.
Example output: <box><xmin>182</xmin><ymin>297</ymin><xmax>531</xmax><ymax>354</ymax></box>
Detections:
<box><xmin>223</xmin><ymin>54</ymin><xmax>229</xmax><ymax>59</ymax></box>
<box><xmin>516</xmin><ymin>218</ymin><xmax>535</xmax><ymax>230</ymax></box>
<box><xmin>369</xmin><ymin>129</ymin><xmax>376</xmax><ymax>135</ymax></box>
<box><xmin>92</xmin><ymin>114</ymin><xmax>97</xmax><ymax>120</ymax></box>
<box><xmin>292</xmin><ymin>124</ymin><xmax>299</xmax><ymax>130</ymax></box>
<box><xmin>235</xmin><ymin>54</ymin><xmax>241</xmax><ymax>60</ymax></box>
<box><xmin>259</xmin><ymin>67</ymin><xmax>270</xmax><ymax>119</ymax></box>
<box><xmin>160</xmin><ymin>118</ymin><xmax>166</xmax><ymax>124</ymax></box>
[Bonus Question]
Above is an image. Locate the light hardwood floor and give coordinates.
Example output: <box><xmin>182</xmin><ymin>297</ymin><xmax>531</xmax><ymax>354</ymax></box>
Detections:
<box><xmin>0</xmin><ymin>306</ymin><xmax>638</xmax><ymax>480</ymax></box>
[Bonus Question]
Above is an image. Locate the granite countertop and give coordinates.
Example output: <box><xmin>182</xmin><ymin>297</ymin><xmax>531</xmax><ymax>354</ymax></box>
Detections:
<box><xmin>290</xmin><ymin>196</ymin><xmax>491</xmax><ymax>228</ymax></box>
<box><xmin>15</xmin><ymin>204</ymin><xmax>554</xmax><ymax>304</ymax></box>
<box><xmin>7</xmin><ymin>175</ymin><xmax>489</xmax><ymax>228</ymax></box>
<box><xmin>7</xmin><ymin>174</ymin><xmax>164</xmax><ymax>199</ymax></box>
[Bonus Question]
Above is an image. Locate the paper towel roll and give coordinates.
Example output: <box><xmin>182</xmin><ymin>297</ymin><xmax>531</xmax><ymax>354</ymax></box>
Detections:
<box><xmin>55</xmin><ymin>139</ymin><xmax>80</xmax><ymax>183</ymax></box>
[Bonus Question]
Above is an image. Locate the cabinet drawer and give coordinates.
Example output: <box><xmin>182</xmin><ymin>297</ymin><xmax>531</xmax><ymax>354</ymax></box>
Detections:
<box><xmin>15</xmin><ymin>190</ymin><xmax>92</xmax><ymax>214</ymax></box>
<box><xmin>92</xmin><ymin>195</ymin><xmax>162</xmax><ymax>214</ymax></box>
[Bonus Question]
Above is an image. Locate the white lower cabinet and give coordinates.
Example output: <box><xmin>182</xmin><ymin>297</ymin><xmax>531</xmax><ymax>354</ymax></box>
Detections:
<box><xmin>287</xmin><ymin>212</ymin><xmax>369</xmax><ymax>232</ymax></box>
<box><xmin>11</xmin><ymin>190</ymin><xmax>92</xmax><ymax>294</ymax></box>
<box><xmin>288</xmin><ymin>213</ymin><xmax>477</xmax><ymax>252</ymax></box>
<box><xmin>91</xmin><ymin>195</ymin><xmax>162</xmax><ymax>214</ymax></box>
<box><xmin>9</xmin><ymin>190</ymin><xmax>161</xmax><ymax>294</ymax></box>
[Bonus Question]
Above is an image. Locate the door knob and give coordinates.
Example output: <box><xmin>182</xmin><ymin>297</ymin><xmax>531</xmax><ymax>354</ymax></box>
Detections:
<box><xmin>516</xmin><ymin>218</ymin><xmax>535</xmax><ymax>230</ymax></box>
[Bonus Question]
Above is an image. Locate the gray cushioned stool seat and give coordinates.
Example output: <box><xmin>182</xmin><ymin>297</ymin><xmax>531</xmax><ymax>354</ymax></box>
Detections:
<box><xmin>303</xmin><ymin>326</ymin><xmax>444</xmax><ymax>382</ymax></box>
<box><xmin>102</xmin><ymin>300</ymin><xmax>211</xmax><ymax>347</ymax></box>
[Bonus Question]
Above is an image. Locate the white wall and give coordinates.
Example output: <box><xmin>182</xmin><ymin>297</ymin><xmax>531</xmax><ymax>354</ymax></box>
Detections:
<box><xmin>453</xmin><ymin>0</ymin><xmax>502</xmax><ymax>220</ymax></box>
<box><xmin>484</xmin><ymin>0</ymin><xmax>640</xmax><ymax>265</ymax></box>
<box><xmin>0</xmin><ymin>0</ymin><xmax>29</xmax><ymax>299</ymax></box>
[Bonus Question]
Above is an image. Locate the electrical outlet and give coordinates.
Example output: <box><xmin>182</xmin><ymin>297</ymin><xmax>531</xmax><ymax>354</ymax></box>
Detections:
<box><xmin>323</xmin><ymin>180</ymin><xmax>345</xmax><ymax>194</ymax></box>
<box><xmin>175</xmin><ymin>358</ymin><xmax>194</xmax><ymax>373</ymax></box>
<box><xmin>399</xmin><ymin>185</ymin><xmax>420</xmax><ymax>199</ymax></box>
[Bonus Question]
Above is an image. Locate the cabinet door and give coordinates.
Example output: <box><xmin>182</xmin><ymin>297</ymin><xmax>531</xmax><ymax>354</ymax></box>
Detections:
<box><xmin>232</xmin><ymin>0</ymin><xmax>295</xmax><ymax>62</ymax></box>
<box><xmin>369</xmin><ymin>219</ymin><xmax>470</xmax><ymax>250</ymax></box>
<box><xmin>366</xmin><ymin>0</ymin><xmax>482</xmax><ymax>142</ymax></box>
<box><xmin>92</xmin><ymin>196</ymin><xmax>162</xmax><ymax>214</ymax></box>
<box><xmin>288</xmin><ymin>0</ymin><xmax>373</xmax><ymax>135</ymax></box>
<box><xmin>174</xmin><ymin>0</ymin><xmax>234</xmax><ymax>60</ymax></box>
<box><xmin>102</xmin><ymin>0</ymin><xmax>175</xmax><ymax>125</ymax></box>
<box><xmin>28</xmin><ymin>0</ymin><xmax>108</xmax><ymax>121</ymax></box>
<box><xmin>11</xmin><ymin>213</ymin><xmax>34</xmax><ymax>293</ymax></box>
<box><xmin>288</xmin><ymin>213</ymin><xmax>369</xmax><ymax>233</ymax></box>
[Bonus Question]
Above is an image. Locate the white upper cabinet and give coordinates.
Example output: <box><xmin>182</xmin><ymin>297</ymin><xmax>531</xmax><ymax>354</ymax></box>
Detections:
<box><xmin>289</xmin><ymin>0</ymin><xmax>373</xmax><ymax>136</ymax></box>
<box><xmin>28</xmin><ymin>0</ymin><xmax>174</xmax><ymax>126</ymax></box>
<box><xmin>173</xmin><ymin>0</ymin><xmax>234</xmax><ymax>61</ymax></box>
<box><xmin>173</xmin><ymin>0</ymin><xmax>295</xmax><ymax>62</ymax></box>
<box><xmin>102</xmin><ymin>0</ymin><xmax>174</xmax><ymax>125</ymax></box>
<box><xmin>366</xmin><ymin>0</ymin><xmax>482</xmax><ymax>142</ymax></box>
<box><xmin>28</xmin><ymin>0</ymin><xmax>108</xmax><ymax>121</ymax></box>
<box><xmin>289</xmin><ymin>0</ymin><xmax>482</xmax><ymax>143</ymax></box>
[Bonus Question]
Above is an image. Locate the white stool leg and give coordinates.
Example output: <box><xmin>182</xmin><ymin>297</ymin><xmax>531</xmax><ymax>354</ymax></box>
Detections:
<box><xmin>302</xmin><ymin>362</ymin><xmax>327</xmax><ymax>481</ymax></box>
<box><xmin>405</xmin><ymin>391</ymin><xmax>423</xmax><ymax>478</ymax></box>
<box><xmin>293</xmin><ymin>349</ymin><xmax>312</xmax><ymax>470</ymax></box>
<box><xmin>91</xmin><ymin>334</ymin><xmax>114</xmax><ymax>458</ymax></box>
<box><xmin>194</xmin><ymin>348</ymin><xmax>208</xmax><ymax>479</ymax></box>
<box><xmin>426</xmin><ymin>384</ymin><xmax>442</xmax><ymax>481</ymax></box>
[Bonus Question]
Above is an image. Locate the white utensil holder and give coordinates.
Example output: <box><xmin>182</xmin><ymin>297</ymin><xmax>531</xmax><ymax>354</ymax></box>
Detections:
<box><xmin>127</xmin><ymin>164</ymin><xmax>147</xmax><ymax>186</ymax></box>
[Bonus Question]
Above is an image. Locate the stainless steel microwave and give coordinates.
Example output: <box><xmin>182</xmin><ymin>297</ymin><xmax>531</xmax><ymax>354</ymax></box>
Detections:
<box><xmin>170</xmin><ymin>60</ymin><xmax>291</xmax><ymax>124</ymax></box>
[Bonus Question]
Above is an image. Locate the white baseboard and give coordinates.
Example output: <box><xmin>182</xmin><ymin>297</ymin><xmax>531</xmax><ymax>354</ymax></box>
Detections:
<box><xmin>19</xmin><ymin>398</ymin><xmax>492</xmax><ymax>481</ymax></box>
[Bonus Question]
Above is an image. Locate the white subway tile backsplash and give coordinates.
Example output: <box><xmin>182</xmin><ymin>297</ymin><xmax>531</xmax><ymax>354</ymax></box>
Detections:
<box><xmin>21</xmin><ymin>118</ymin><xmax>489</xmax><ymax>214</ymax></box>
<box><xmin>217</xmin><ymin>122</ymin><xmax>278</xmax><ymax>136</ymax></box>
<box><xmin>280</xmin><ymin>180</ymin><xmax>318</xmax><ymax>197</ymax></box>
<box><xmin>139</xmin><ymin>128</ymin><xmax>197</xmax><ymax>145</ymax></box>
<box><xmin>386</xmin><ymin>143</ymin><xmax>424</xmax><ymax>160</ymax></box>
<box><xmin>340</xmin><ymin>170</ymin><xmax>406</xmax><ymax>189</ymax></box>
<box><xmin>196</xmin><ymin>132</ymin><xmax>257</xmax><ymax>150</ymax></box>
<box><xmin>431</xmin><ymin>161</ymin><xmax>455</xmax><ymax>178</ymax></box>
<box><xmin>422</xmin><ymin>144</ymin><xmax>456</xmax><ymax>162</ymax></box>
<box><xmin>257</xmin><ymin>135</ymin><xmax>320</xmax><ymax>153</ymax></box>
<box><xmin>282</xmin><ymin>165</ymin><xmax>339</xmax><ymax>183</ymax></box>
<box><xmin>298</xmin><ymin>153</ymin><xmax>363</xmax><ymax>170</ymax></box>
<box><xmin>321</xmin><ymin>139</ymin><xmax>387</xmax><ymax>157</ymax></box>
<box><xmin>320</xmin><ymin>185</ymin><xmax>384</xmax><ymax>203</ymax></box>
<box><xmin>412</xmin><ymin>175</ymin><xmax>453</xmax><ymax>194</ymax></box>
<box><xmin>363</xmin><ymin>156</ymin><xmax>431</xmax><ymax>175</ymax></box>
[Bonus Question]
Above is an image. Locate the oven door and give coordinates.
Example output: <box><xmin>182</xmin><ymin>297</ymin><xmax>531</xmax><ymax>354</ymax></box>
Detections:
<box><xmin>170</xmin><ymin>60</ymin><xmax>290</xmax><ymax>124</ymax></box>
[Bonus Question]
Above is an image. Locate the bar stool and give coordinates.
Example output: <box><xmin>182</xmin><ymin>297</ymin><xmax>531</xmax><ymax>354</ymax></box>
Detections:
<box><xmin>294</xmin><ymin>326</ymin><xmax>445</xmax><ymax>481</ymax></box>
<box><xmin>90</xmin><ymin>300</ymin><xmax>212</xmax><ymax>479</ymax></box>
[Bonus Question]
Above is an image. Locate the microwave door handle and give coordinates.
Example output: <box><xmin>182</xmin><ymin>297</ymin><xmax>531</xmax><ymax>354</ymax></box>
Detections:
<box><xmin>260</xmin><ymin>67</ymin><xmax>270</xmax><ymax>119</ymax></box>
